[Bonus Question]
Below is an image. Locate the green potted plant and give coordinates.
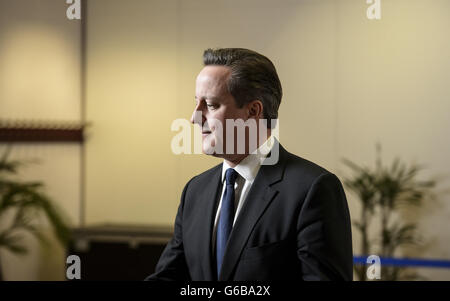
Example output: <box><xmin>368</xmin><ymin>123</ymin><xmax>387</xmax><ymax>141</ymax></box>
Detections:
<box><xmin>343</xmin><ymin>144</ymin><xmax>435</xmax><ymax>281</ymax></box>
<box><xmin>0</xmin><ymin>146</ymin><xmax>71</xmax><ymax>280</ymax></box>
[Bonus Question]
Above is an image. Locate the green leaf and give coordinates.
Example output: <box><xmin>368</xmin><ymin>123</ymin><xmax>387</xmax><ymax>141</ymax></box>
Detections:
<box><xmin>0</xmin><ymin>147</ymin><xmax>72</xmax><ymax>255</ymax></box>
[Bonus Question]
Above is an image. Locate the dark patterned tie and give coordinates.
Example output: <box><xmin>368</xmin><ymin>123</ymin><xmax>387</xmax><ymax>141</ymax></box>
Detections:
<box><xmin>216</xmin><ymin>168</ymin><xmax>238</xmax><ymax>277</ymax></box>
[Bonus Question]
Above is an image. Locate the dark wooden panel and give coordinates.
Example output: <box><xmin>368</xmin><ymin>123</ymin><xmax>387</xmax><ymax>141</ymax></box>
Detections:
<box><xmin>0</xmin><ymin>120</ymin><xmax>87</xmax><ymax>142</ymax></box>
<box><xmin>68</xmin><ymin>223</ymin><xmax>173</xmax><ymax>281</ymax></box>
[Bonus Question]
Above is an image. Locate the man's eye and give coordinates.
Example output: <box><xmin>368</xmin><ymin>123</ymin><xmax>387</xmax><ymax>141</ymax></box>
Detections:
<box><xmin>207</xmin><ymin>104</ymin><xmax>217</xmax><ymax>109</ymax></box>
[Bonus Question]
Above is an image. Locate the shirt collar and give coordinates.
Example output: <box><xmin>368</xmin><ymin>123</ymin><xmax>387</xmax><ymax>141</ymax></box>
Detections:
<box><xmin>221</xmin><ymin>135</ymin><xmax>275</xmax><ymax>184</ymax></box>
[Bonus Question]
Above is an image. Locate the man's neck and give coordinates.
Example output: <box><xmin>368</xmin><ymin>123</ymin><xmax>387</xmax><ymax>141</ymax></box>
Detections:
<box><xmin>224</xmin><ymin>130</ymin><xmax>272</xmax><ymax>168</ymax></box>
<box><xmin>224</xmin><ymin>154</ymin><xmax>247</xmax><ymax>168</ymax></box>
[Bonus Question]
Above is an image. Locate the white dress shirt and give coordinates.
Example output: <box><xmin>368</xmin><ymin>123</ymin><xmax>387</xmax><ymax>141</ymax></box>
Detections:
<box><xmin>212</xmin><ymin>136</ymin><xmax>275</xmax><ymax>252</ymax></box>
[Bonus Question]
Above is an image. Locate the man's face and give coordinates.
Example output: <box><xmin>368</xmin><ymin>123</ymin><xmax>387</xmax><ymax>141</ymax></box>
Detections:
<box><xmin>191</xmin><ymin>65</ymin><xmax>248</xmax><ymax>158</ymax></box>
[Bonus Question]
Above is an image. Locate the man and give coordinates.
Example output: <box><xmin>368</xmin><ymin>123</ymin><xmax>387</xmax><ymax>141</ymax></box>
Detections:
<box><xmin>146</xmin><ymin>48</ymin><xmax>353</xmax><ymax>281</ymax></box>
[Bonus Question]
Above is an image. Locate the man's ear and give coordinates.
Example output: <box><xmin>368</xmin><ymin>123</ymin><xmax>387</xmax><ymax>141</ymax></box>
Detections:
<box><xmin>247</xmin><ymin>100</ymin><xmax>264</xmax><ymax>119</ymax></box>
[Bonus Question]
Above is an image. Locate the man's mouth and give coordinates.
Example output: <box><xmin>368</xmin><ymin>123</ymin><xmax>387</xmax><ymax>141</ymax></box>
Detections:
<box><xmin>202</xmin><ymin>131</ymin><xmax>212</xmax><ymax>136</ymax></box>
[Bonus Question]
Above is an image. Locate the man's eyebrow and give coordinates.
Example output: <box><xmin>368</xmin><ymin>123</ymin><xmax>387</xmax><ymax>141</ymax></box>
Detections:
<box><xmin>195</xmin><ymin>95</ymin><xmax>220</xmax><ymax>101</ymax></box>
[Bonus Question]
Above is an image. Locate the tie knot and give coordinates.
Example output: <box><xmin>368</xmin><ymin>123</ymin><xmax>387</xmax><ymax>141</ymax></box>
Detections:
<box><xmin>225</xmin><ymin>168</ymin><xmax>238</xmax><ymax>186</ymax></box>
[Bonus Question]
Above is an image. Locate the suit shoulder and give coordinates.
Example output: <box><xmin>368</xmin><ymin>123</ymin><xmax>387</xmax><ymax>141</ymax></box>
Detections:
<box><xmin>186</xmin><ymin>163</ymin><xmax>222</xmax><ymax>188</ymax></box>
<box><xmin>279</xmin><ymin>150</ymin><xmax>345</xmax><ymax>200</ymax></box>
<box><xmin>283</xmin><ymin>150</ymin><xmax>335</xmax><ymax>183</ymax></box>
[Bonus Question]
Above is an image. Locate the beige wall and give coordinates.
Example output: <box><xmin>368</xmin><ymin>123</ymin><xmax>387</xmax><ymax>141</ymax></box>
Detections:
<box><xmin>85</xmin><ymin>0</ymin><xmax>450</xmax><ymax>280</ymax></box>
<box><xmin>84</xmin><ymin>0</ymin><xmax>339</xmax><ymax>225</ymax></box>
<box><xmin>1</xmin><ymin>0</ymin><xmax>449</xmax><ymax>280</ymax></box>
<box><xmin>85</xmin><ymin>0</ymin><xmax>181</xmax><ymax>225</ymax></box>
<box><xmin>0</xmin><ymin>0</ymin><xmax>81</xmax><ymax>280</ymax></box>
<box><xmin>335</xmin><ymin>0</ymin><xmax>450</xmax><ymax>280</ymax></box>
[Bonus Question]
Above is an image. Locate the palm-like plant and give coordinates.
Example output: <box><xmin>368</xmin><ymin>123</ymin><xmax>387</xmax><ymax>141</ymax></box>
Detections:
<box><xmin>0</xmin><ymin>146</ymin><xmax>71</xmax><ymax>280</ymax></box>
<box><xmin>343</xmin><ymin>145</ymin><xmax>435</xmax><ymax>281</ymax></box>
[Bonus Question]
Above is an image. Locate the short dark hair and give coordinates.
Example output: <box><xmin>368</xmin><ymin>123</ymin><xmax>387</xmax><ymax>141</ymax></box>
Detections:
<box><xmin>203</xmin><ymin>48</ymin><xmax>282</xmax><ymax>128</ymax></box>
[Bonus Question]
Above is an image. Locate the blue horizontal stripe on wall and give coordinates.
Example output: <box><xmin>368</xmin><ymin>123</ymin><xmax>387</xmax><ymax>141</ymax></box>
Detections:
<box><xmin>354</xmin><ymin>256</ymin><xmax>450</xmax><ymax>269</ymax></box>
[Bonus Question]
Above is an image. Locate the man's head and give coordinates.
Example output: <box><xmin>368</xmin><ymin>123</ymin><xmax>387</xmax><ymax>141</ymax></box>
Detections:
<box><xmin>191</xmin><ymin>48</ymin><xmax>282</xmax><ymax>163</ymax></box>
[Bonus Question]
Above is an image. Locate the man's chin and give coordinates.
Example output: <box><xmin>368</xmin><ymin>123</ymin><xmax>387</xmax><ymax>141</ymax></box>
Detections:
<box><xmin>201</xmin><ymin>149</ymin><xmax>232</xmax><ymax>162</ymax></box>
<box><xmin>204</xmin><ymin>151</ymin><xmax>222</xmax><ymax>158</ymax></box>
<box><xmin>201</xmin><ymin>145</ymin><xmax>221</xmax><ymax>157</ymax></box>
<box><xmin>202</xmin><ymin>136</ymin><xmax>220</xmax><ymax>156</ymax></box>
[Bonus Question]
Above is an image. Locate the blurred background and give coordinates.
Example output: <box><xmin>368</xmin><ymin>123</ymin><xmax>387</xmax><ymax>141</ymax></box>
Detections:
<box><xmin>0</xmin><ymin>0</ymin><xmax>449</xmax><ymax>280</ymax></box>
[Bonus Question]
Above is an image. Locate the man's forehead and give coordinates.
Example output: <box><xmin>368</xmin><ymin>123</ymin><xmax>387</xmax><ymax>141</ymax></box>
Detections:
<box><xmin>195</xmin><ymin>94</ymin><xmax>220</xmax><ymax>101</ymax></box>
<box><xmin>196</xmin><ymin>65</ymin><xmax>230</xmax><ymax>97</ymax></box>
<box><xmin>197</xmin><ymin>65</ymin><xmax>231</xmax><ymax>82</ymax></box>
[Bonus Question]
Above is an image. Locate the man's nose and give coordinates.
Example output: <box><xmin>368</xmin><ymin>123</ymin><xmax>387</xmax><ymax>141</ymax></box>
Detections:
<box><xmin>190</xmin><ymin>108</ymin><xmax>205</xmax><ymax>125</ymax></box>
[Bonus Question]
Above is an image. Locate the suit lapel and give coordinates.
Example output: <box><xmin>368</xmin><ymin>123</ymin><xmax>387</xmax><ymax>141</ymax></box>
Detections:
<box><xmin>196</xmin><ymin>165</ymin><xmax>222</xmax><ymax>280</ymax></box>
<box><xmin>218</xmin><ymin>143</ymin><xmax>288</xmax><ymax>280</ymax></box>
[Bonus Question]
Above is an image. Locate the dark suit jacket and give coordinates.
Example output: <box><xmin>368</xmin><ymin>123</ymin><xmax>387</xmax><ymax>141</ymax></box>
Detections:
<box><xmin>146</xmin><ymin>143</ymin><xmax>353</xmax><ymax>281</ymax></box>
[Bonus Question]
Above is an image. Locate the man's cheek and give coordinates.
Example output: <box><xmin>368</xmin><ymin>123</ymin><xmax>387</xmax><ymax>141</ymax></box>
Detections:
<box><xmin>206</xmin><ymin>133</ymin><xmax>215</xmax><ymax>146</ymax></box>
